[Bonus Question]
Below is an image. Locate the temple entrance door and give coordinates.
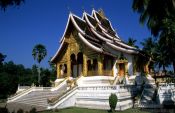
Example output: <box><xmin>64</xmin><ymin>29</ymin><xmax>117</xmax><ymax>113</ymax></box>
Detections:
<box><xmin>77</xmin><ymin>52</ymin><xmax>83</xmax><ymax>77</ymax></box>
<box><xmin>71</xmin><ymin>53</ymin><xmax>83</xmax><ymax>78</ymax></box>
<box><xmin>119</xmin><ymin>63</ymin><xmax>125</xmax><ymax>76</ymax></box>
<box><xmin>71</xmin><ymin>54</ymin><xmax>77</xmax><ymax>78</ymax></box>
<box><xmin>78</xmin><ymin>64</ymin><xmax>82</xmax><ymax>76</ymax></box>
<box><xmin>72</xmin><ymin>65</ymin><xmax>77</xmax><ymax>78</ymax></box>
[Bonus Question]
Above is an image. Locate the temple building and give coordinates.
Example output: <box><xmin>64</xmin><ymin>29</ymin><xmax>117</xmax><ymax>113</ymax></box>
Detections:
<box><xmin>51</xmin><ymin>9</ymin><xmax>141</xmax><ymax>80</ymax></box>
<box><xmin>7</xmin><ymin>9</ymin><xmax>158</xmax><ymax>112</ymax></box>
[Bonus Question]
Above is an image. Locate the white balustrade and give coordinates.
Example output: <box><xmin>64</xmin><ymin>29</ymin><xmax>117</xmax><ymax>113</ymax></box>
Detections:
<box><xmin>158</xmin><ymin>83</ymin><xmax>175</xmax><ymax>104</ymax></box>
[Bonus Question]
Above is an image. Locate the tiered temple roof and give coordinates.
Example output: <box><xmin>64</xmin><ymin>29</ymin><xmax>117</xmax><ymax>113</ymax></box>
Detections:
<box><xmin>51</xmin><ymin>9</ymin><xmax>139</xmax><ymax>62</ymax></box>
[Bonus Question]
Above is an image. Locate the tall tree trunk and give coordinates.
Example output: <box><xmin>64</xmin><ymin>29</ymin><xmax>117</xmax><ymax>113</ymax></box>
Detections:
<box><xmin>163</xmin><ymin>65</ymin><xmax>167</xmax><ymax>76</ymax></box>
<box><xmin>38</xmin><ymin>64</ymin><xmax>41</xmax><ymax>86</ymax></box>
<box><xmin>173</xmin><ymin>61</ymin><xmax>175</xmax><ymax>73</ymax></box>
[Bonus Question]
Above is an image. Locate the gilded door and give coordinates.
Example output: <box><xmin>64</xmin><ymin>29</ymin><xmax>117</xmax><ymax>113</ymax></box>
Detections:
<box><xmin>119</xmin><ymin>63</ymin><xmax>125</xmax><ymax>76</ymax></box>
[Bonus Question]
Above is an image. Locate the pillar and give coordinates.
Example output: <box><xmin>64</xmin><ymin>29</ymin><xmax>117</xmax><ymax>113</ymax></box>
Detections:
<box><xmin>56</xmin><ymin>63</ymin><xmax>60</xmax><ymax>78</ymax></box>
<box><xmin>67</xmin><ymin>47</ymin><xmax>71</xmax><ymax>78</ymax></box>
<box><xmin>145</xmin><ymin>62</ymin><xmax>149</xmax><ymax>74</ymax></box>
<box><xmin>98</xmin><ymin>55</ymin><xmax>103</xmax><ymax>75</ymax></box>
<box><xmin>83</xmin><ymin>54</ymin><xmax>87</xmax><ymax>76</ymax></box>
<box><xmin>125</xmin><ymin>62</ymin><xmax>128</xmax><ymax>76</ymax></box>
<box><xmin>133</xmin><ymin>57</ymin><xmax>136</xmax><ymax>75</ymax></box>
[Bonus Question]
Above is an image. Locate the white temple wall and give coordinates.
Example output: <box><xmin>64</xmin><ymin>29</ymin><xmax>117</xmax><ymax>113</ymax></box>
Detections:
<box><xmin>103</xmin><ymin>45</ymin><xmax>134</xmax><ymax>76</ymax></box>
<box><xmin>123</xmin><ymin>53</ymin><xmax>133</xmax><ymax>76</ymax></box>
<box><xmin>113</xmin><ymin>59</ymin><xmax>118</xmax><ymax>77</ymax></box>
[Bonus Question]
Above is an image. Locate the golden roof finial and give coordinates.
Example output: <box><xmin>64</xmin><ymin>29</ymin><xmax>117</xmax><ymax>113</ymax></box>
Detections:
<box><xmin>82</xmin><ymin>6</ymin><xmax>85</xmax><ymax>12</ymax></box>
<box><xmin>98</xmin><ymin>8</ymin><xmax>106</xmax><ymax>19</ymax></box>
<box><xmin>66</xmin><ymin>5</ymin><xmax>71</xmax><ymax>13</ymax></box>
<box><xmin>91</xmin><ymin>4</ymin><xmax>94</xmax><ymax>10</ymax></box>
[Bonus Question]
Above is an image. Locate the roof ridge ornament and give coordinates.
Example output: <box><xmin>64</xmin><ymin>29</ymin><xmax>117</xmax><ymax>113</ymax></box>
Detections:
<box><xmin>91</xmin><ymin>4</ymin><xmax>94</xmax><ymax>10</ymax></box>
<box><xmin>66</xmin><ymin>5</ymin><xmax>72</xmax><ymax>13</ymax></box>
<box><xmin>82</xmin><ymin>6</ymin><xmax>85</xmax><ymax>13</ymax></box>
<box><xmin>98</xmin><ymin>8</ymin><xmax>106</xmax><ymax>19</ymax></box>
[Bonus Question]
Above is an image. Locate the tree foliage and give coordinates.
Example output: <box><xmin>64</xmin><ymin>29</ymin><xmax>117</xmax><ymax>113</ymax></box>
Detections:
<box><xmin>132</xmin><ymin>0</ymin><xmax>175</xmax><ymax>36</ymax></box>
<box><xmin>127</xmin><ymin>37</ymin><xmax>138</xmax><ymax>48</ymax></box>
<box><xmin>32</xmin><ymin>44</ymin><xmax>47</xmax><ymax>85</ymax></box>
<box><xmin>0</xmin><ymin>0</ymin><xmax>24</xmax><ymax>11</ymax></box>
<box><xmin>140</xmin><ymin>37</ymin><xmax>157</xmax><ymax>71</ymax></box>
<box><xmin>0</xmin><ymin>52</ymin><xmax>56</xmax><ymax>99</ymax></box>
<box><xmin>0</xmin><ymin>52</ymin><xmax>6</xmax><ymax>64</ymax></box>
<box><xmin>132</xmin><ymin>0</ymin><xmax>175</xmax><ymax>72</ymax></box>
<box><xmin>32</xmin><ymin>44</ymin><xmax>47</xmax><ymax>64</ymax></box>
<box><xmin>0</xmin><ymin>61</ymin><xmax>19</xmax><ymax>99</ymax></box>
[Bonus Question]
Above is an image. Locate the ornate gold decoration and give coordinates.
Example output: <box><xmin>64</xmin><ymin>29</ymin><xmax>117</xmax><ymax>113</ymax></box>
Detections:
<box><xmin>83</xmin><ymin>54</ymin><xmax>87</xmax><ymax>76</ymax></box>
<box><xmin>87</xmin><ymin>71</ymin><xmax>99</xmax><ymax>76</ymax></box>
<box><xmin>56</xmin><ymin>63</ymin><xmax>60</xmax><ymax>78</ymax></box>
<box><xmin>98</xmin><ymin>54</ymin><xmax>103</xmax><ymax>75</ymax></box>
<box><xmin>117</xmin><ymin>59</ymin><xmax>128</xmax><ymax>64</ymax></box>
<box><xmin>103</xmin><ymin>70</ymin><xmax>112</xmax><ymax>76</ymax></box>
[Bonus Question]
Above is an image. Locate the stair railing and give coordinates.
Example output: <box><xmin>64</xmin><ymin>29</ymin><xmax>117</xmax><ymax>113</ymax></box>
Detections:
<box><xmin>47</xmin><ymin>76</ymin><xmax>84</xmax><ymax>108</ymax></box>
<box><xmin>51</xmin><ymin>77</ymin><xmax>68</xmax><ymax>91</ymax></box>
<box><xmin>47</xmin><ymin>85</ymin><xmax>78</xmax><ymax>108</ymax></box>
<box><xmin>7</xmin><ymin>86</ymin><xmax>35</xmax><ymax>102</ymax></box>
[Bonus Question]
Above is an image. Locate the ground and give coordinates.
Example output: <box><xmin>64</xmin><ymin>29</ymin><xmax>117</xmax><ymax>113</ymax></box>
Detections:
<box><xmin>1</xmin><ymin>106</ymin><xmax>175</xmax><ymax>113</ymax></box>
<box><xmin>40</xmin><ymin>107</ymin><xmax>151</xmax><ymax>113</ymax></box>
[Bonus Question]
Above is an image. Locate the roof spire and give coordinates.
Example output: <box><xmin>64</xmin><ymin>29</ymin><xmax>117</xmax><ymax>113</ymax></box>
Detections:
<box><xmin>98</xmin><ymin>8</ymin><xmax>106</xmax><ymax>19</ymax></box>
<box><xmin>66</xmin><ymin>5</ymin><xmax>71</xmax><ymax>13</ymax></box>
<box><xmin>82</xmin><ymin>6</ymin><xmax>85</xmax><ymax>12</ymax></box>
<box><xmin>91</xmin><ymin>4</ymin><xmax>94</xmax><ymax>10</ymax></box>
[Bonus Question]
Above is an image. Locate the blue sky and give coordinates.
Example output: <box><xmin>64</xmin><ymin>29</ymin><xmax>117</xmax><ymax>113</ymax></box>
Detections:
<box><xmin>0</xmin><ymin>0</ymin><xmax>151</xmax><ymax>68</ymax></box>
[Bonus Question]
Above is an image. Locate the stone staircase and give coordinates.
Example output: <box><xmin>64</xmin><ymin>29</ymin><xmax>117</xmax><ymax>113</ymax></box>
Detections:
<box><xmin>6</xmin><ymin>76</ymin><xmax>139</xmax><ymax>112</ymax></box>
<box><xmin>78</xmin><ymin>76</ymin><xmax>114</xmax><ymax>86</ymax></box>
<box><xmin>75</xmin><ymin>86</ymin><xmax>113</xmax><ymax>110</ymax></box>
<box><xmin>7</xmin><ymin>78</ymin><xmax>68</xmax><ymax>112</ymax></box>
<box><xmin>6</xmin><ymin>102</ymin><xmax>46</xmax><ymax>113</ymax></box>
<box><xmin>46</xmin><ymin>76</ymin><xmax>137</xmax><ymax>111</ymax></box>
<box><xmin>139</xmin><ymin>84</ymin><xmax>159</xmax><ymax>108</ymax></box>
<box><xmin>133</xmin><ymin>98</ymin><xmax>138</xmax><ymax>108</ymax></box>
<box><xmin>13</xmin><ymin>90</ymin><xmax>64</xmax><ymax>106</ymax></box>
<box><xmin>74</xmin><ymin>85</ymin><xmax>136</xmax><ymax>111</ymax></box>
<box><xmin>74</xmin><ymin>76</ymin><xmax>135</xmax><ymax>110</ymax></box>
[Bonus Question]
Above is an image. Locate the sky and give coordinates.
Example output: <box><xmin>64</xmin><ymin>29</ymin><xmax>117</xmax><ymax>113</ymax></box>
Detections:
<box><xmin>0</xmin><ymin>0</ymin><xmax>151</xmax><ymax>68</ymax></box>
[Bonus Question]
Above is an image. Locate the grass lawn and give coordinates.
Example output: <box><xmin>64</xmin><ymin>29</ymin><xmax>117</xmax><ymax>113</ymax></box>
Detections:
<box><xmin>40</xmin><ymin>107</ymin><xmax>151</xmax><ymax>113</ymax></box>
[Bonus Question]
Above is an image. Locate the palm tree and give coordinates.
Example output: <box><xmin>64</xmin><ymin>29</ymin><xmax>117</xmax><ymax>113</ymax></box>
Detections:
<box><xmin>155</xmin><ymin>44</ymin><xmax>169</xmax><ymax>72</ymax></box>
<box><xmin>132</xmin><ymin>0</ymin><xmax>175</xmax><ymax>36</ymax></box>
<box><xmin>0</xmin><ymin>0</ymin><xmax>24</xmax><ymax>11</ymax></box>
<box><xmin>132</xmin><ymin>0</ymin><xmax>175</xmax><ymax>72</ymax></box>
<box><xmin>32</xmin><ymin>44</ymin><xmax>47</xmax><ymax>85</ymax></box>
<box><xmin>127</xmin><ymin>37</ymin><xmax>138</xmax><ymax>48</ymax></box>
<box><xmin>159</xmin><ymin>15</ymin><xmax>175</xmax><ymax>72</ymax></box>
<box><xmin>140</xmin><ymin>37</ymin><xmax>157</xmax><ymax>72</ymax></box>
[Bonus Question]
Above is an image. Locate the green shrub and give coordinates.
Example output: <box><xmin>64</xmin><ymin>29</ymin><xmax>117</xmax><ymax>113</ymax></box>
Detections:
<box><xmin>109</xmin><ymin>93</ymin><xmax>118</xmax><ymax>112</ymax></box>
<box><xmin>29</xmin><ymin>108</ymin><xmax>37</xmax><ymax>113</ymax></box>
<box><xmin>17</xmin><ymin>109</ymin><xmax>24</xmax><ymax>113</ymax></box>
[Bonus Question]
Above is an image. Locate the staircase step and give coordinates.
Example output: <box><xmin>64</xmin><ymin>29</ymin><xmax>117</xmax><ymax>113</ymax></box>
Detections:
<box><xmin>7</xmin><ymin>102</ymin><xmax>47</xmax><ymax>113</ymax></box>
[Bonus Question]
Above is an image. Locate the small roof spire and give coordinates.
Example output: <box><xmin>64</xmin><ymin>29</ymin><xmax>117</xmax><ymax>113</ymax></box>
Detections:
<box><xmin>82</xmin><ymin>6</ymin><xmax>85</xmax><ymax>12</ymax></box>
<box><xmin>91</xmin><ymin>4</ymin><xmax>94</xmax><ymax>10</ymax></box>
<box><xmin>98</xmin><ymin>8</ymin><xmax>106</xmax><ymax>19</ymax></box>
<box><xmin>66</xmin><ymin>5</ymin><xmax>71</xmax><ymax>13</ymax></box>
